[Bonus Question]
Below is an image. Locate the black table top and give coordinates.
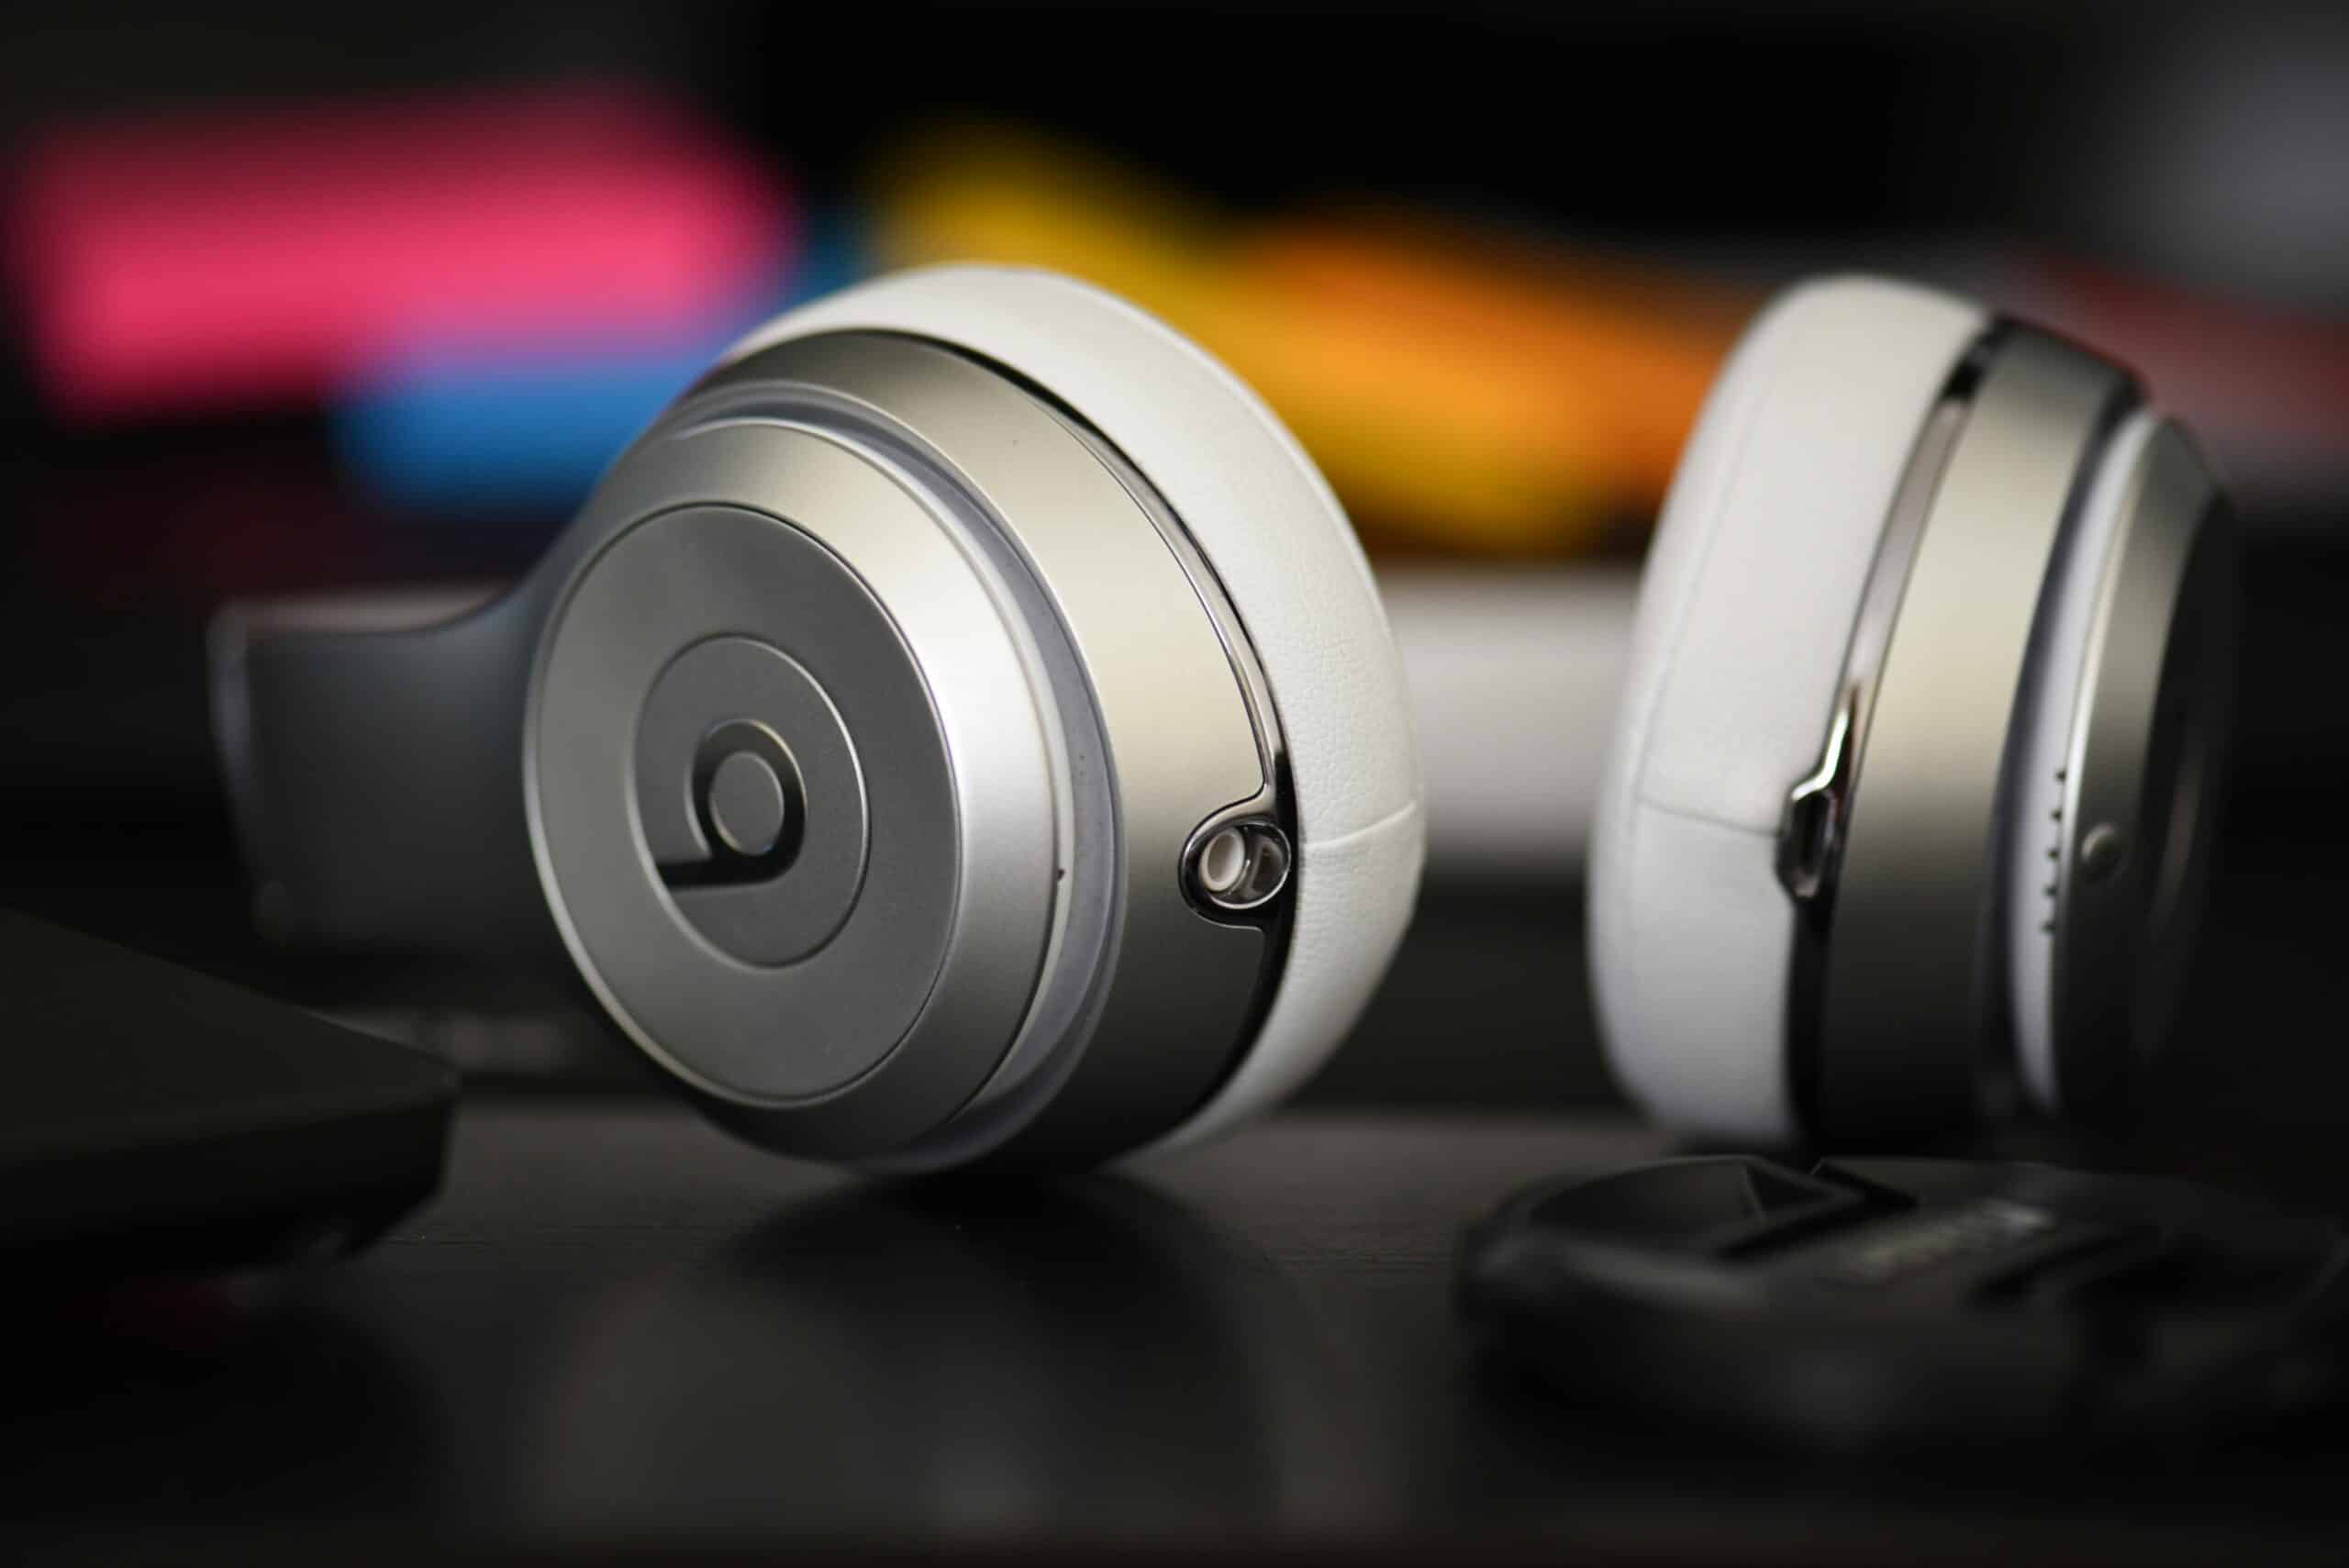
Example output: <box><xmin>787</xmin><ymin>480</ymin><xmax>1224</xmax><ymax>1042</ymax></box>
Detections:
<box><xmin>9</xmin><ymin>1100</ymin><xmax>2349</xmax><ymax>1562</ymax></box>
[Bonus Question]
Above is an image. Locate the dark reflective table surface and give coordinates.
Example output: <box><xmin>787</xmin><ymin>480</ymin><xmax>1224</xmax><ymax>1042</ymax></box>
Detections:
<box><xmin>8</xmin><ymin>1104</ymin><xmax>2349</xmax><ymax>1562</ymax></box>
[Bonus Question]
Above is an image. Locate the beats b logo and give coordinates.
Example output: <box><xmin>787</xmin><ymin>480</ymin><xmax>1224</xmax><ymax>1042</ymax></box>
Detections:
<box><xmin>663</xmin><ymin>719</ymin><xmax>804</xmax><ymax>888</ymax></box>
<box><xmin>633</xmin><ymin>634</ymin><xmax>869</xmax><ymax>966</ymax></box>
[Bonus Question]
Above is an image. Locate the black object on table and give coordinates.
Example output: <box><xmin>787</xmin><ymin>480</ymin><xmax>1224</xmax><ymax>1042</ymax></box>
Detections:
<box><xmin>1462</xmin><ymin>1153</ymin><xmax>2349</xmax><ymax>1454</ymax></box>
<box><xmin>7</xmin><ymin>1101</ymin><xmax>2349</xmax><ymax>1563</ymax></box>
<box><xmin>0</xmin><ymin>909</ymin><xmax>454</xmax><ymax>1272</ymax></box>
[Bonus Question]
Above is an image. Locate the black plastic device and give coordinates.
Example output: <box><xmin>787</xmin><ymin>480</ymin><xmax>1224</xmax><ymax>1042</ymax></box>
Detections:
<box><xmin>1461</xmin><ymin>1154</ymin><xmax>2349</xmax><ymax>1451</ymax></box>
<box><xmin>0</xmin><ymin>909</ymin><xmax>456</xmax><ymax>1272</ymax></box>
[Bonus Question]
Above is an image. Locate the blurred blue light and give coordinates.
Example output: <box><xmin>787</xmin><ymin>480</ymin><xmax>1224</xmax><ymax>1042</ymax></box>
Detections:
<box><xmin>335</xmin><ymin>219</ymin><xmax>866</xmax><ymax>517</ymax></box>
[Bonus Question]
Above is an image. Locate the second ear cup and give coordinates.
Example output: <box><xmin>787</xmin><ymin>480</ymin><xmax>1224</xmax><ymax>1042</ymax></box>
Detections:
<box><xmin>1590</xmin><ymin>278</ymin><xmax>1986</xmax><ymax>1144</ymax></box>
<box><xmin>1597</xmin><ymin>273</ymin><xmax>2238</xmax><ymax>1150</ymax></box>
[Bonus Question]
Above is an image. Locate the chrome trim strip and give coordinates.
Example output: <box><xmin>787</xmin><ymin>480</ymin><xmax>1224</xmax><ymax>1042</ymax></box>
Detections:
<box><xmin>1777</xmin><ymin>388</ymin><xmax>1976</xmax><ymax>911</ymax></box>
<box><xmin>1778</xmin><ymin>342</ymin><xmax>1988</xmax><ymax>1139</ymax></box>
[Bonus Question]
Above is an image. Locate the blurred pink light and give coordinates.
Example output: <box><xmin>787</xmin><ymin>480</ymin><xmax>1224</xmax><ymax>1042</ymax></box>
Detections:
<box><xmin>9</xmin><ymin>83</ymin><xmax>795</xmax><ymax>419</ymax></box>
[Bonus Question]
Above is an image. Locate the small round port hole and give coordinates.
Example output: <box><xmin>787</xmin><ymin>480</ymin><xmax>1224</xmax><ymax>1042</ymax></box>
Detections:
<box><xmin>1199</xmin><ymin>827</ymin><xmax>1249</xmax><ymax>895</ymax></box>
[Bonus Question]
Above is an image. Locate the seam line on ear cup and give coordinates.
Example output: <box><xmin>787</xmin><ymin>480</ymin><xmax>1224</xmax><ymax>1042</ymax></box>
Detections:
<box><xmin>1303</xmin><ymin>795</ymin><xmax>1426</xmax><ymax>853</ymax></box>
<box><xmin>1592</xmin><ymin>278</ymin><xmax>1996</xmax><ymax>1147</ymax></box>
<box><xmin>1617</xmin><ymin>305</ymin><xmax>1811</xmax><ymax>834</ymax></box>
<box><xmin>1598</xmin><ymin>287</ymin><xmax>1824</xmax><ymax>1135</ymax></box>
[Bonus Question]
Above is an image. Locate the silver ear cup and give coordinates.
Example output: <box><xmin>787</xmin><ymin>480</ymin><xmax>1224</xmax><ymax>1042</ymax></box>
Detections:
<box><xmin>524</xmin><ymin>331</ymin><xmax>1294</xmax><ymax>1168</ymax></box>
<box><xmin>1776</xmin><ymin>320</ymin><xmax>2235</xmax><ymax>1143</ymax></box>
<box><xmin>532</xmin><ymin>482</ymin><xmax>1056</xmax><ymax>1154</ymax></box>
<box><xmin>2026</xmin><ymin>417</ymin><xmax>2237</xmax><ymax>1122</ymax></box>
<box><xmin>1782</xmin><ymin>329</ymin><xmax>2134</xmax><ymax>1140</ymax></box>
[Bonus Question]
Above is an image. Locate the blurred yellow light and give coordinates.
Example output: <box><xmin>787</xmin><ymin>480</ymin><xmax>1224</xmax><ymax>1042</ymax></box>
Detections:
<box><xmin>867</xmin><ymin>127</ymin><xmax>1746</xmax><ymax>556</ymax></box>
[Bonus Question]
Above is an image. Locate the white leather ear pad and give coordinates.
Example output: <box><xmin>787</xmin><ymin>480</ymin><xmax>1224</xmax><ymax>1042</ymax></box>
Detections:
<box><xmin>727</xmin><ymin>265</ymin><xmax>1424</xmax><ymax>1152</ymax></box>
<box><xmin>1590</xmin><ymin>277</ymin><xmax>1987</xmax><ymax>1143</ymax></box>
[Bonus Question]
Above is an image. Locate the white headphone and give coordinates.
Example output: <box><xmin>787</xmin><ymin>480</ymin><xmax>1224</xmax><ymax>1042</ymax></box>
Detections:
<box><xmin>217</xmin><ymin>266</ymin><xmax>2230</xmax><ymax>1166</ymax></box>
<box><xmin>1592</xmin><ymin>275</ymin><xmax>2235</xmax><ymax>1149</ymax></box>
<box><xmin>216</xmin><ymin>265</ymin><xmax>1423</xmax><ymax>1170</ymax></box>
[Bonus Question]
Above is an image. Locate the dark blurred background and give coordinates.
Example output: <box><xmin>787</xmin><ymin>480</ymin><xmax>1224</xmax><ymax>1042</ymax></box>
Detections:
<box><xmin>3</xmin><ymin>0</ymin><xmax>2345</xmax><ymax>1185</ymax></box>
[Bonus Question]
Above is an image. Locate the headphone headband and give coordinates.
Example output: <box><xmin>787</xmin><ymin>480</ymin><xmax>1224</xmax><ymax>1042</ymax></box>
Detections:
<box><xmin>211</xmin><ymin>581</ymin><xmax>550</xmax><ymax>951</ymax></box>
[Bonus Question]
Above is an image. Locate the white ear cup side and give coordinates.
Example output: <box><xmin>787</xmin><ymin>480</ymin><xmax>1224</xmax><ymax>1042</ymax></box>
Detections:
<box><xmin>1590</xmin><ymin>277</ymin><xmax>1986</xmax><ymax>1142</ymax></box>
<box><xmin>729</xmin><ymin>265</ymin><xmax>1424</xmax><ymax>1151</ymax></box>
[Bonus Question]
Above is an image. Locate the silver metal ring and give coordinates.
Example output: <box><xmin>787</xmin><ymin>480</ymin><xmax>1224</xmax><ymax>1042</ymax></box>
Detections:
<box><xmin>2047</xmin><ymin>420</ymin><xmax>2235</xmax><ymax>1119</ymax></box>
<box><xmin>1782</xmin><ymin>326</ymin><xmax>2136</xmax><ymax>1141</ymax></box>
<box><xmin>527</xmin><ymin>331</ymin><xmax>1292</xmax><ymax>1166</ymax></box>
<box><xmin>531</xmin><ymin>482</ymin><xmax>1048</xmax><ymax>1156</ymax></box>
